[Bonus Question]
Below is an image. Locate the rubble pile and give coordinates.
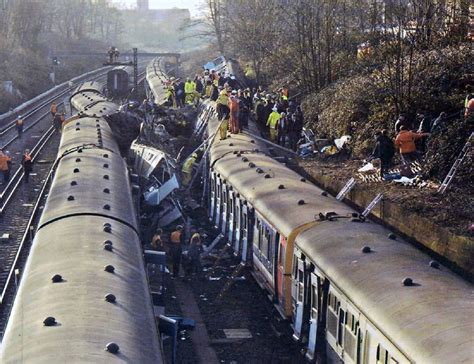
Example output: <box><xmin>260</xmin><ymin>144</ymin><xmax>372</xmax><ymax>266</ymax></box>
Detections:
<box><xmin>139</xmin><ymin>107</ymin><xmax>199</xmax><ymax>158</ymax></box>
<box><xmin>105</xmin><ymin>112</ymin><xmax>141</xmax><ymax>156</ymax></box>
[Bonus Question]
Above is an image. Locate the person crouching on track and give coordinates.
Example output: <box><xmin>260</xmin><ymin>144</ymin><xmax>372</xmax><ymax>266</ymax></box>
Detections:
<box><xmin>169</xmin><ymin>225</ymin><xmax>184</xmax><ymax>278</ymax></box>
<box><xmin>0</xmin><ymin>149</ymin><xmax>12</xmax><ymax>184</ymax></box>
<box><xmin>22</xmin><ymin>150</ymin><xmax>33</xmax><ymax>184</ymax></box>
<box><xmin>16</xmin><ymin>116</ymin><xmax>24</xmax><ymax>138</ymax></box>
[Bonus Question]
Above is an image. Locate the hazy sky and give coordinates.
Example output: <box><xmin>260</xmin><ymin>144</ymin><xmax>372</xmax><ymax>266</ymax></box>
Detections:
<box><xmin>112</xmin><ymin>0</ymin><xmax>203</xmax><ymax>16</ymax></box>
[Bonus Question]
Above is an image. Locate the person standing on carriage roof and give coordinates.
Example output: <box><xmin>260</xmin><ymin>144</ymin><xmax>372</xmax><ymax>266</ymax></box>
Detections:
<box><xmin>228</xmin><ymin>90</ymin><xmax>240</xmax><ymax>134</ymax></box>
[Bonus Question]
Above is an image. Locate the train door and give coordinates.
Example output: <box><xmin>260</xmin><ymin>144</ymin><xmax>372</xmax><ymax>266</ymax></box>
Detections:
<box><xmin>276</xmin><ymin>234</ymin><xmax>285</xmax><ymax>305</ymax></box>
<box><xmin>240</xmin><ymin>203</ymin><xmax>250</xmax><ymax>263</ymax></box>
<box><xmin>326</xmin><ymin>288</ymin><xmax>345</xmax><ymax>357</ymax></box>
<box><xmin>291</xmin><ymin>254</ymin><xmax>305</xmax><ymax>340</ymax></box>
<box><xmin>220</xmin><ymin>182</ymin><xmax>228</xmax><ymax>236</ymax></box>
<box><xmin>363</xmin><ymin>325</ymin><xmax>380</xmax><ymax>364</ymax></box>
<box><xmin>343</xmin><ymin>305</ymin><xmax>361</xmax><ymax>364</ymax></box>
<box><xmin>214</xmin><ymin>177</ymin><xmax>222</xmax><ymax>228</ymax></box>
<box><xmin>209</xmin><ymin>172</ymin><xmax>216</xmax><ymax>221</ymax></box>
<box><xmin>233</xmin><ymin>197</ymin><xmax>242</xmax><ymax>254</ymax></box>
<box><xmin>227</xmin><ymin>189</ymin><xmax>236</xmax><ymax>247</ymax></box>
<box><xmin>306</xmin><ymin>272</ymin><xmax>321</xmax><ymax>360</ymax></box>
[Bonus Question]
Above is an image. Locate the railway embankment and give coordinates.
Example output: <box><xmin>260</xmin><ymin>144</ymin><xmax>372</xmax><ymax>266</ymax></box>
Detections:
<box><xmin>293</xmin><ymin>158</ymin><xmax>473</xmax><ymax>281</ymax></box>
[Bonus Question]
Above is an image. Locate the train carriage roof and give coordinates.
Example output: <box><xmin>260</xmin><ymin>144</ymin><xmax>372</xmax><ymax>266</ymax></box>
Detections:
<box><xmin>146</xmin><ymin>59</ymin><xmax>169</xmax><ymax>106</ymax></box>
<box><xmin>296</xmin><ymin>220</ymin><xmax>474</xmax><ymax>364</ymax></box>
<box><xmin>210</xmin><ymin>132</ymin><xmax>353</xmax><ymax>236</ymax></box>
<box><xmin>1</xmin><ymin>216</ymin><xmax>162</xmax><ymax>363</ymax></box>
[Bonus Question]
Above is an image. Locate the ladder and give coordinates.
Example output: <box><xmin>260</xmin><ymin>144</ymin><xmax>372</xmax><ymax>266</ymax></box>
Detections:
<box><xmin>215</xmin><ymin>263</ymin><xmax>246</xmax><ymax>302</ymax></box>
<box><xmin>336</xmin><ymin>177</ymin><xmax>356</xmax><ymax>201</ymax></box>
<box><xmin>362</xmin><ymin>193</ymin><xmax>383</xmax><ymax>217</ymax></box>
<box><xmin>438</xmin><ymin>132</ymin><xmax>473</xmax><ymax>194</ymax></box>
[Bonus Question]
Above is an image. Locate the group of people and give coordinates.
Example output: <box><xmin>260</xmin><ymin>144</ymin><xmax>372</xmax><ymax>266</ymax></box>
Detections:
<box><xmin>370</xmin><ymin>111</ymin><xmax>450</xmax><ymax>178</ymax></box>
<box><xmin>164</xmin><ymin>66</ymin><xmax>306</xmax><ymax>150</ymax></box>
<box><xmin>215</xmin><ymin>87</ymin><xmax>252</xmax><ymax>139</ymax></box>
<box><xmin>0</xmin><ymin>148</ymin><xmax>33</xmax><ymax>184</ymax></box>
<box><xmin>258</xmin><ymin>89</ymin><xmax>304</xmax><ymax>150</ymax></box>
<box><xmin>107</xmin><ymin>46</ymin><xmax>120</xmax><ymax>64</ymax></box>
<box><xmin>149</xmin><ymin>225</ymin><xmax>204</xmax><ymax>278</ymax></box>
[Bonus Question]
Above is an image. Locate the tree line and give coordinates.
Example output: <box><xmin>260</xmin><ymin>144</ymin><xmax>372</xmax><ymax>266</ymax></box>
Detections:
<box><xmin>0</xmin><ymin>0</ymin><xmax>122</xmax><ymax>50</ymax></box>
<box><xmin>200</xmin><ymin>0</ymin><xmax>471</xmax><ymax>113</ymax></box>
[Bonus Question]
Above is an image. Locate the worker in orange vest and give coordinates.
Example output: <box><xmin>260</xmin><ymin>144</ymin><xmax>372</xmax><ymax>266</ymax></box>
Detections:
<box><xmin>21</xmin><ymin>149</ymin><xmax>33</xmax><ymax>183</ymax></box>
<box><xmin>228</xmin><ymin>91</ymin><xmax>240</xmax><ymax>134</ymax></box>
<box><xmin>15</xmin><ymin>116</ymin><xmax>24</xmax><ymax>137</ymax></box>
<box><xmin>0</xmin><ymin>149</ymin><xmax>12</xmax><ymax>184</ymax></box>
<box><xmin>169</xmin><ymin>225</ymin><xmax>184</xmax><ymax>277</ymax></box>
<box><xmin>50</xmin><ymin>102</ymin><xmax>57</xmax><ymax>117</ymax></box>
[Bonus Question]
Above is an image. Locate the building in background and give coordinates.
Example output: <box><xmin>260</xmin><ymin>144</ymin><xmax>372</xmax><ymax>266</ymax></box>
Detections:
<box><xmin>137</xmin><ymin>0</ymin><xmax>149</xmax><ymax>12</ymax></box>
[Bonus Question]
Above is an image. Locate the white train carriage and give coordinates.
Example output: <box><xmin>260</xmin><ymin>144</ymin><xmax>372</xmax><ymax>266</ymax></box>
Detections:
<box><xmin>202</xmin><ymin>63</ymin><xmax>473</xmax><ymax>364</ymax></box>
<box><xmin>295</xmin><ymin>215</ymin><xmax>473</xmax><ymax>364</ymax></box>
<box><xmin>146</xmin><ymin>58</ymin><xmax>170</xmax><ymax>107</ymax></box>
<box><xmin>209</xmin><ymin>126</ymin><xmax>354</xmax><ymax>318</ymax></box>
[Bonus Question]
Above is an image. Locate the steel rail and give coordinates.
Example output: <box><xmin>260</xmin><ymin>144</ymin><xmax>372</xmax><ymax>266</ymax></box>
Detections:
<box><xmin>0</xmin><ymin>126</ymin><xmax>55</xmax><ymax>214</ymax></box>
<box><xmin>0</xmin><ymin>73</ymin><xmax>107</xmax><ymax>136</ymax></box>
<box><xmin>0</xmin><ymin>126</ymin><xmax>56</xmax><ymax>305</ymax></box>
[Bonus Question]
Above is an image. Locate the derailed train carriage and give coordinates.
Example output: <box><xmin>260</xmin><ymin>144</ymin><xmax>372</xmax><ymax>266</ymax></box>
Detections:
<box><xmin>198</xmin><ymin>99</ymin><xmax>473</xmax><ymax>363</ymax></box>
<box><xmin>1</xmin><ymin>85</ymin><xmax>164</xmax><ymax>363</ymax></box>
<box><xmin>107</xmin><ymin>65</ymin><xmax>134</xmax><ymax>98</ymax></box>
<box><xmin>145</xmin><ymin>59</ymin><xmax>170</xmax><ymax>107</ymax></box>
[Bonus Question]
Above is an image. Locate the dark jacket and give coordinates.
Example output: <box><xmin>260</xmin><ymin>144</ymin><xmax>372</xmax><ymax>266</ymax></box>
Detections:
<box><xmin>22</xmin><ymin>154</ymin><xmax>33</xmax><ymax>172</ymax></box>
<box><xmin>372</xmin><ymin>135</ymin><xmax>395</xmax><ymax>161</ymax></box>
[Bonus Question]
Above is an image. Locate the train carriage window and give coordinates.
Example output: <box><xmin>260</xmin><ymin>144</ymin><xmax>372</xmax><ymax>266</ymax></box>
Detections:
<box><xmin>278</xmin><ymin>235</ymin><xmax>285</xmax><ymax>266</ymax></box>
<box><xmin>376</xmin><ymin>344</ymin><xmax>389</xmax><ymax>364</ymax></box>
<box><xmin>292</xmin><ymin>255</ymin><xmax>298</xmax><ymax>278</ymax></box>
<box><xmin>297</xmin><ymin>270</ymin><xmax>304</xmax><ymax>302</ymax></box>
<box><xmin>256</xmin><ymin>220</ymin><xmax>262</xmax><ymax>250</ymax></box>
<box><xmin>311</xmin><ymin>285</ymin><xmax>318</xmax><ymax>319</ymax></box>
<box><xmin>338</xmin><ymin>308</ymin><xmax>345</xmax><ymax>346</ymax></box>
<box><xmin>261</xmin><ymin>226</ymin><xmax>269</xmax><ymax>260</ymax></box>
<box><xmin>265</xmin><ymin>227</ymin><xmax>272</xmax><ymax>261</ymax></box>
<box><xmin>243</xmin><ymin>213</ymin><xmax>247</xmax><ymax>229</ymax></box>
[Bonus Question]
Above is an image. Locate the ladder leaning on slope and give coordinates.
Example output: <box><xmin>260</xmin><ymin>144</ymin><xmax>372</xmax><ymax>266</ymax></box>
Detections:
<box><xmin>437</xmin><ymin>132</ymin><xmax>473</xmax><ymax>194</ymax></box>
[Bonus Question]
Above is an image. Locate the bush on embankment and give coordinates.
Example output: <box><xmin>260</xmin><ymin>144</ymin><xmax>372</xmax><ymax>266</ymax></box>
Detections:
<box><xmin>301</xmin><ymin>45</ymin><xmax>472</xmax><ymax>159</ymax></box>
